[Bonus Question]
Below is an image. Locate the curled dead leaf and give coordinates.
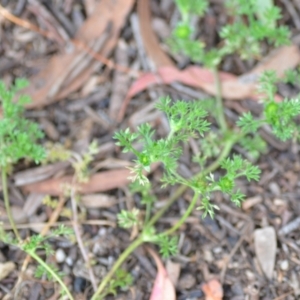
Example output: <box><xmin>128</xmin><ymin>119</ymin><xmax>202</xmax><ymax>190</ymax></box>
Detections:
<box><xmin>0</xmin><ymin>262</ymin><xmax>15</xmax><ymax>281</ymax></box>
<box><xmin>202</xmin><ymin>279</ymin><xmax>223</xmax><ymax>300</ymax></box>
<box><xmin>146</xmin><ymin>247</ymin><xmax>176</xmax><ymax>300</ymax></box>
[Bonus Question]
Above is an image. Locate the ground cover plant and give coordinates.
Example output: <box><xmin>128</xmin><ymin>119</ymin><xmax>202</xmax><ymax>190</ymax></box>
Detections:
<box><xmin>0</xmin><ymin>80</ymin><xmax>74</xmax><ymax>299</ymax></box>
<box><xmin>93</xmin><ymin>0</ymin><xmax>300</xmax><ymax>298</ymax></box>
<box><xmin>1</xmin><ymin>0</ymin><xmax>300</xmax><ymax>299</ymax></box>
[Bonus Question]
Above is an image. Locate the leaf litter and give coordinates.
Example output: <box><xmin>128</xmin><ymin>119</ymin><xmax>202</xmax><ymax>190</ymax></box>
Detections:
<box><xmin>0</xmin><ymin>0</ymin><xmax>300</xmax><ymax>299</ymax></box>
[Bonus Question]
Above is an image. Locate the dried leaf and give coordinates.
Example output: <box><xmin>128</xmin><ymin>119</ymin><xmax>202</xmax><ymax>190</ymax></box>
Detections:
<box><xmin>23</xmin><ymin>169</ymin><xmax>131</xmax><ymax>195</ymax></box>
<box><xmin>0</xmin><ymin>262</ymin><xmax>15</xmax><ymax>281</ymax></box>
<box><xmin>254</xmin><ymin>226</ymin><xmax>277</xmax><ymax>279</ymax></box>
<box><xmin>119</xmin><ymin>45</ymin><xmax>300</xmax><ymax>121</ymax></box>
<box><xmin>109</xmin><ymin>40</ymin><xmax>130</xmax><ymax>121</ymax></box>
<box><xmin>0</xmin><ymin>206</ymin><xmax>27</xmax><ymax>224</ymax></box>
<box><xmin>24</xmin><ymin>0</ymin><xmax>135</xmax><ymax>108</ymax></box>
<box><xmin>166</xmin><ymin>260</ymin><xmax>181</xmax><ymax>287</ymax></box>
<box><xmin>23</xmin><ymin>193</ymin><xmax>45</xmax><ymax>217</ymax></box>
<box><xmin>147</xmin><ymin>247</ymin><xmax>176</xmax><ymax>300</ymax></box>
<box><xmin>202</xmin><ymin>279</ymin><xmax>223</xmax><ymax>300</ymax></box>
<box><xmin>13</xmin><ymin>162</ymin><xmax>70</xmax><ymax>186</ymax></box>
<box><xmin>137</xmin><ymin>0</ymin><xmax>173</xmax><ymax>68</ymax></box>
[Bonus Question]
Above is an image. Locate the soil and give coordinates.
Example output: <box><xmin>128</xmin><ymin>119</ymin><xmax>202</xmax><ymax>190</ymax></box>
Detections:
<box><xmin>1</xmin><ymin>0</ymin><xmax>300</xmax><ymax>299</ymax></box>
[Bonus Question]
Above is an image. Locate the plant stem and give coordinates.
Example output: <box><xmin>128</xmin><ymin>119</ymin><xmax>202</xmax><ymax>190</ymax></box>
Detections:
<box><xmin>93</xmin><ymin>138</ymin><xmax>236</xmax><ymax>298</ymax></box>
<box><xmin>213</xmin><ymin>67</ymin><xmax>227</xmax><ymax>133</ymax></box>
<box><xmin>145</xmin><ymin>201</ymin><xmax>152</xmax><ymax>224</ymax></box>
<box><xmin>163</xmin><ymin>192</ymin><xmax>199</xmax><ymax>235</ymax></box>
<box><xmin>148</xmin><ymin>137</ymin><xmax>235</xmax><ymax>228</ymax></box>
<box><xmin>91</xmin><ymin>236</ymin><xmax>144</xmax><ymax>300</ymax></box>
<box><xmin>162</xmin><ymin>137</ymin><xmax>237</xmax><ymax>236</ymax></box>
<box><xmin>27</xmin><ymin>250</ymin><xmax>74</xmax><ymax>300</ymax></box>
<box><xmin>1</xmin><ymin>168</ymin><xmax>20</xmax><ymax>241</ymax></box>
<box><xmin>147</xmin><ymin>184</ymin><xmax>187</xmax><ymax>228</ymax></box>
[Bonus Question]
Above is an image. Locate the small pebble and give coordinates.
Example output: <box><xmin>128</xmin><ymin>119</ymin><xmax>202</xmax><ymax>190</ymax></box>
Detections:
<box><xmin>108</xmin><ymin>256</ymin><xmax>115</xmax><ymax>266</ymax></box>
<box><xmin>245</xmin><ymin>269</ymin><xmax>255</xmax><ymax>280</ymax></box>
<box><xmin>98</xmin><ymin>227</ymin><xmax>107</xmax><ymax>236</ymax></box>
<box><xmin>280</xmin><ymin>260</ymin><xmax>289</xmax><ymax>271</ymax></box>
<box><xmin>269</xmin><ymin>182</ymin><xmax>281</xmax><ymax>196</ymax></box>
<box><xmin>203</xmin><ymin>249</ymin><xmax>213</xmax><ymax>262</ymax></box>
<box><xmin>55</xmin><ymin>248</ymin><xmax>66</xmax><ymax>263</ymax></box>
<box><xmin>212</xmin><ymin>247</ymin><xmax>222</xmax><ymax>254</ymax></box>
<box><xmin>66</xmin><ymin>256</ymin><xmax>73</xmax><ymax>266</ymax></box>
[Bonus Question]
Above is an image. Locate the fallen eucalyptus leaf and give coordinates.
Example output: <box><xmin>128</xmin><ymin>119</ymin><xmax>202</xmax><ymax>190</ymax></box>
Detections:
<box><xmin>147</xmin><ymin>247</ymin><xmax>176</xmax><ymax>300</ymax></box>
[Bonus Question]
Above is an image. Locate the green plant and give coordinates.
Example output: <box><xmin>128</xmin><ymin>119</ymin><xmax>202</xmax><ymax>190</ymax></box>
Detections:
<box><xmin>0</xmin><ymin>79</ymin><xmax>45</xmax><ymax>239</ymax></box>
<box><xmin>98</xmin><ymin>269</ymin><xmax>133</xmax><ymax>299</ymax></box>
<box><xmin>92</xmin><ymin>69</ymin><xmax>300</xmax><ymax>298</ymax></box>
<box><xmin>1</xmin><ymin>224</ymin><xmax>74</xmax><ymax>299</ymax></box>
<box><xmin>169</xmin><ymin>0</ymin><xmax>290</xmax><ymax>64</ymax></box>
<box><xmin>0</xmin><ymin>80</ymin><xmax>74</xmax><ymax>299</ymax></box>
<box><xmin>91</xmin><ymin>1</ymin><xmax>297</xmax><ymax>296</ymax></box>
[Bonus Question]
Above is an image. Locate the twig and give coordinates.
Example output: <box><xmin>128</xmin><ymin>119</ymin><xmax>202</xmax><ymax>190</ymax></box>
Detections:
<box><xmin>70</xmin><ymin>179</ymin><xmax>97</xmax><ymax>291</ymax></box>
<box><xmin>2</xmin><ymin>219</ymin><xmax>116</xmax><ymax>230</ymax></box>
<box><xmin>278</xmin><ymin>216</ymin><xmax>300</xmax><ymax>236</ymax></box>
<box><xmin>0</xmin><ymin>4</ymin><xmax>140</xmax><ymax>77</ymax></box>
<box><xmin>220</xmin><ymin>222</ymin><xmax>251</xmax><ymax>283</ymax></box>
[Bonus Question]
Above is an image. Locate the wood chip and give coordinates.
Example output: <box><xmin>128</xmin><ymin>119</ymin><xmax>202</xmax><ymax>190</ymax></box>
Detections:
<box><xmin>80</xmin><ymin>193</ymin><xmax>118</xmax><ymax>208</ymax></box>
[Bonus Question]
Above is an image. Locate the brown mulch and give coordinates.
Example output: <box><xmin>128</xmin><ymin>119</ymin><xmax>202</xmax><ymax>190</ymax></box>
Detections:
<box><xmin>1</xmin><ymin>0</ymin><xmax>300</xmax><ymax>299</ymax></box>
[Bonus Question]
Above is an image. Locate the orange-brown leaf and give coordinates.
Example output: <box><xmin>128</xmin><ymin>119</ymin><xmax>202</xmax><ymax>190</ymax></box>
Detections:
<box><xmin>202</xmin><ymin>279</ymin><xmax>223</xmax><ymax>300</ymax></box>
<box><xmin>147</xmin><ymin>247</ymin><xmax>176</xmax><ymax>300</ymax></box>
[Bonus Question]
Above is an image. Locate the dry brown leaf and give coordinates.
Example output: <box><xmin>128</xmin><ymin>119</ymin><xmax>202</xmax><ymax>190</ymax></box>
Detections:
<box><xmin>166</xmin><ymin>260</ymin><xmax>181</xmax><ymax>287</ymax></box>
<box><xmin>0</xmin><ymin>262</ymin><xmax>15</xmax><ymax>281</ymax></box>
<box><xmin>0</xmin><ymin>206</ymin><xmax>27</xmax><ymax>224</ymax></box>
<box><xmin>137</xmin><ymin>0</ymin><xmax>174</xmax><ymax>68</ymax></box>
<box><xmin>24</xmin><ymin>0</ymin><xmax>135</xmax><ymax>108</ymax></box>
<box><xmin>119</xmin><ymin>45</ymin><xmax>300</xmax><ymax>121</ymax></box>
<box><xmin>109</xmin><ymin>40</ymin><xmax>130</xmax><ymax>121</ymax></box>
<box><xmin>147</xmin><ymin>247</ymin><xmax>176</xmax><ymax>300</ymax></box>
<box><xmin>23</xmin><ymin>193</ymin><xmax>45</xmax><ymax>218</ymax></box>
<box><xmin>202</xmin><ymin>279</ymin><xmax>223</xmax><ymax>300</ymax></box>
<box><xmin>13</xmin><ymin>162</ymin><xmax>70</xmax><ymax>186</ymax></box>
<box><xmin>22</xmin><ymin>169</ymin><xmax>131</xmax><ymax>195</ymax></box>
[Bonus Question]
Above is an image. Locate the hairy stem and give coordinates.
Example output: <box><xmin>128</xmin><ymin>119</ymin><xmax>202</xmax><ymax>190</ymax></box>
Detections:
<box><xmin>92</xmin><ymin>236</ymin><xmax>144</xmax><ymax>299</ymax></box>
<box><xmin>163</xmin><ymin>192</ymin><xmax>199</xmax><ymax>235</ymax></box>
<box><xmin>213</xmin><ymin>67</ymin><xmax>227</xmax><ymax>133</ymax></box>
<box><xmin>2</xmin><ymin>168</ymin><xmax>20</xmax><ymax>241</ymax></box>
<box><xmin>158</xmin><ymin>136</ymin><xmax>236</xmax><ymax>236</ymax></box>
<box><xmin>27</xmin><ymin>250</ymin><xmax>74</xmax><ymax>300</ymax></box>
<box><xmin>145</xmin><ymin>201</ymin><xmax>152</xmax><ymax>225</ymax></box>
<box><xmin>93</xmin><ymin>138</ymin><xmax>236</xmax><ymax>298</ymax></box>
<box><xmin>148</xmin><ymin>137</ymin><xmax>235</xmax><ymax>228</ymax></box>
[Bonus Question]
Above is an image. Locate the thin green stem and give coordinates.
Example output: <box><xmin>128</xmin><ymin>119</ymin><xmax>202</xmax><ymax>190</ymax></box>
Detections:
<box><xmin>164</xmin><ymin>192</ymin><xmax>199</xmax><ymax>235</ymax></box>
<box><xmin>27</xmin><ymin>250</ymin><xmax>74</xmax><ymax>300</ymax></box>
<box><xmin>93</xmin><ymin>138</ymin><xmax>237</xmax><ymax>298</ymax></box>
<box><xmin>147</xmin><ymin>184</ymin><xmax>187</xmax><ymax>228</ymax></box>
<box><xmin>92</xmin><ymin>236</ymin><xmax>144</xmax><ymax>300</ymax></box>
<box><xmin>155</xmin><ymin>136</ymin><xmax>236</xmax><ymax>236</ymax></box>
<box><xmin>2</xmin><ymin>168</ymin><xmax>20</xmax><ymax>241</ymax></box>
<box><xmin>148</xmin><ymin>137</ymin><xmax>235</xmax><ymax>228</ymax></box>
<box><xmin>144</xmin><ymin>201</ymin><xmax>152</xmax><ymax>224</ymax></box>
<box><xmin>213</xmin><ymin>67</ymin><xmax>227</xmax><ymax>133</ymax></box>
